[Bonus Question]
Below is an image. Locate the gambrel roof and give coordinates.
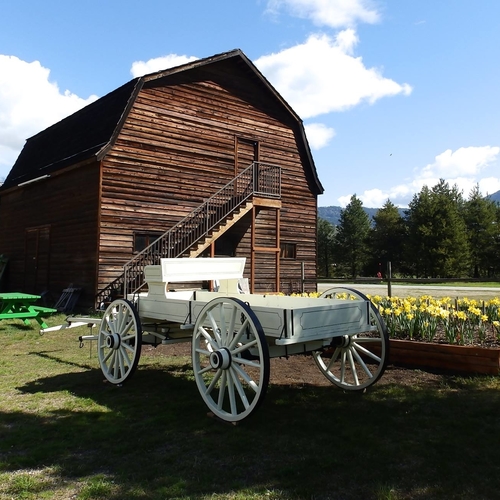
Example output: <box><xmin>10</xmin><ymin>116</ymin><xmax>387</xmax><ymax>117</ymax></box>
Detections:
<box><xmin>1</xmin><ymin>49</ymin><xmax>323</xmax><ymax>193</ymax></box>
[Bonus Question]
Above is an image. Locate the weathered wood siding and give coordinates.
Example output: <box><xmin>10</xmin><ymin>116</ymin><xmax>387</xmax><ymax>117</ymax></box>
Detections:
<box><xmin>98</xmin><ymin>74</ymin><xmax>318</xmax><ymax>293</ymax></box>
<box><xmin>0</xmin><ymin>163</ymin><xmax>100</xmax><ymax>300</ymax></box>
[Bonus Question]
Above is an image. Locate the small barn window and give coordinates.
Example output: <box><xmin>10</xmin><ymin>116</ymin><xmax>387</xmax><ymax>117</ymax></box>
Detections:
<box><xmin>280</xmin><ymin>242</ymin><xmax>297</xmax><ymax>259</ymax></box>
<box><xmin>134</xmin><ymin>232</ymin><xmax>162</xmax><ymax>253</ymax></box>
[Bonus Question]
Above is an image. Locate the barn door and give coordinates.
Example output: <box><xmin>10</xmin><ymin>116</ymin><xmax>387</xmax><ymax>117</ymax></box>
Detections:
<box><xmin>24</xmin><ymin>226</ymin><xmax>51</xmax><ymax>294</ymax></box>
<box><xmin>235</xmin><ymin>137</ymin><xmax>259</xmax><ymax>177</ymax></box>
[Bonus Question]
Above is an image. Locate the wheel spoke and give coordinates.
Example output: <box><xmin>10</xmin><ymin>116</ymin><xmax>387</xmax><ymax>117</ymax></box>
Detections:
<box><xmin>205</xmin><ymin>368</ymin><xmax>223</xmax><ymax>396</ymax></box>
<box><xmin>340</xmin><ymin>350</ymin><xmax>347</xmax><ymax>384</ymax></box>
<box><xmin>119</xmin><ymin>345</ymin><xmax>132</xmax><ymax>366</ymax></box>
<box><xmin>116</xmin><ymin>308</ymin><xmax>126</xmax><ymax>333</ymax></box>
<box><xmin>197</xmin><ymin>364</ymin><xmax>213</xmax><ymax>376</ymax></box>
<box><xmin>227</xmin><ymin>307</ymin><xmax>237</xmax><ymax>345</ymax></box>
<box><xmin>106</xmin><ymin>351</ymin><xmax>115</xmax><ymax>375</ymax></box>
<box><xmin>226</xmin><ymin>370</ymin><xmax>237</xmax><ymax>416</ymax></box>
<box><xmin>117</xmin><ymin>349</ymin><xmax>126</xmax><ymax>377</ymax></box>
<box><xmin>347</xmin><ymin>348</ymin><xmax>359</xmax><ymax>385</ymax></box>
<box><xmin>121</xmin><ymin>342</ymin><xmax>135</xmax><ymax>354</ymax></box>
<box><xmin>354</xmin><ymin>336</ymin><xmax>383</xmax><ymax>343</ymax></box>
<box><xmin>207</xmin><ymin>310</ymin><xmax>221</xmax><ymax>344</ymax></box>
<box><xmin>219</xmin><ymin>303</ymin><xmax>228</xmax><ymax>345</ymax></box>
<box><xmin>228</xmin><ymin>318</ymin><xmax>249</xmax><ymax>350</ymax></box>
<box><xmin>231</xmin><ymin>338</ymin><xmax>257</xmax><ymax>355</ymax></box>
<box><xmin>195</xmin><ymin>346</ymin><xmax>211</xmax><ymax>356</ymax></box>
<box><xmin>351</xmin><ymin>345</ymin><xmax>374</xmax><ymax>378</ymax></box>
<box><xmin>199</xmin><ymin>326</ymin><xmax>219</xmax><ymax>350</ymax></box>
<box><xmin>229</xmin><ymin>367</ymin><xmax>250</xmax><ymax>409</ymax></box>
<box><xmin>217</xmin><ymin>371</ymin><xmax>227</xmax><ymax>409</ymax></box>
<box><xmin>231</xmin><ymin>362</ymin><xmax>259</xmax><ymax>393</ymax></box>
<box><xmin>232</xmin><ymin>357</ymin><xmax>260</xmax><ymax>369</ymax></box>
<box><xmin>352</xmin><ymin>341</ymin><xmax>382</xmax><ymax>363</ymax></box>
<box><xmin>326</xmin><ymin>347</ymin><xmax>341</xmax><ymax>371</ymax></box>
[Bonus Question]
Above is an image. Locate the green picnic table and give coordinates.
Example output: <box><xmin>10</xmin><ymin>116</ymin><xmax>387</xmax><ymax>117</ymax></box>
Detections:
<box><xmin>0</xmin><ymin>292</ymin><xmax>57</xmax><ymax>329</ymax></box>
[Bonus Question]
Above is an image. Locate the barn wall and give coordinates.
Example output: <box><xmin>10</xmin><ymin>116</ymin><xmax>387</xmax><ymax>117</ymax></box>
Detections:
<box><xmin>98</xmin><ymin>78</ymin><xmax>318</xmax><ymax>293</ymax></box>
<box><xmin>0</xmin><ymin>163</ymin><xmax>100</xmax><ymax>303</ymax></box>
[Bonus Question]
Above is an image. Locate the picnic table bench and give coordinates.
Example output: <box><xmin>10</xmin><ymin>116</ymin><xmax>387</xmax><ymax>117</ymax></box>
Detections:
<box><xmin>0</xmin><ymin>292</ymin><xmax>57</xmax><ymax>329</ymax></box>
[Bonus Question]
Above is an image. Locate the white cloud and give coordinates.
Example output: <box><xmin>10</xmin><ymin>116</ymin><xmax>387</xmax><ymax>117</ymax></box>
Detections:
<box><xmin>420</xmin><ymin>146</ymin><xmax>500</xmax><ymax>178</ymax></box>
<box><xmin>255</xmin><ymin>31</ymin><xmax>412</xmax><ymax>119</ymax></box>
<box><xmin>266</xmin><ymin>0</ymin><xmax>380</xmax><ymax>28</ymax></box>
<box><xmin>304</xmin><ymin>122</ymin><xmax>336</xmax><ymax>149</ymax></box>
<box><xmin>339</xmin><ymin>146</ymin><xmax>500</xmax><ymax>208</ymax></box>
<box><xmin>477</xmin><ymin>177</ymin><xmax>500</xmax><ymax>196</ymax></box>
<box><xmin>0</xmin><ymin>55</ymin><xmax>97</xmax><ymax>179</ymax></box>
<box><xmin>130</xmin><ymin>54</ymin><xmax>199</xmax><ymax>78</ymax></box>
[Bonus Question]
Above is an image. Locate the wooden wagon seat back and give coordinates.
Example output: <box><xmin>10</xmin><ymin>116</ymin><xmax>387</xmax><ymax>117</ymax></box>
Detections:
<box><xmin>137</xmin><ymin>258</ymin><xmax>247</xmax><ymax>323</ymax></box>
<box><xmin>144</xmin><ymin>257</ymin><xmax>246</xmax><ymax>297</ymax></box>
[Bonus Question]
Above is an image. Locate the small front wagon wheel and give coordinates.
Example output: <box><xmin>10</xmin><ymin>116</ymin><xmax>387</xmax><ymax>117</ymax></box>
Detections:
<box><xmin>98</xmin><ymin>299</ymin><xmax>142</xmax><ymax>384</ymax></box>
<box><xmin>313</xmin><ymin>287</ymin><xmax>389</xmax><ymax>391</ymax></box>
<box><xmin>192</xmin><ymin>297</ymin><xmax>270</xmax><ymax>422</ymax></box>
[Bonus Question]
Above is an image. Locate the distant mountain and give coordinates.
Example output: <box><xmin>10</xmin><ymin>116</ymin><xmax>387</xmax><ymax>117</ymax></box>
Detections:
<box><xmin>487</xmin><ymin>189</ymin><xmax>500</xmax><ymax>203</ymax></box>
<box><xmin>318</xmin><ymin>206</ymin><xmax>381</xmax><ymax>226</ymax></box>
<box><xmin>319</xmin><ymin>190</ymin><xmax>500</xmax><ymax>226</ymax></box>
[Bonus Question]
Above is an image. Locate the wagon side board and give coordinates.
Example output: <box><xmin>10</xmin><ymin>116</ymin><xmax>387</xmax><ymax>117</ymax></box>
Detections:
<box><xmin>190</xmin><ymin>291</ymin><xmax>372</xmax><ymax>344</ymax></box>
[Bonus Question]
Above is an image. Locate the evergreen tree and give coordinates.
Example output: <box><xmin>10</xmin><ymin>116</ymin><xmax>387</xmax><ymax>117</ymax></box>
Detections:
<box><xmin>333</xmin><ymin>195</ymin><xmax>371</xmax><ymax>278</ymax></box>
<box><xmin>368</xmin><ymin>200</ymin><xmax>406</xmax><ymax>277</ymax></box>
<box><xmin>463</xmin><ymin>185</ymin><xmax>499</xmax><ymax>277</ymax></box>
<box><xmin>494</xmin><ymin>204</ymin><xmax>500</xmax><ymax>275</ymax></box>
<box><xmin>317</xmin><ymin>217</ymin><xmax>336</xmax><ymax>277</ymax></box>
<box><xmin>405</xmin><ymin>180</ymin><xmax>469</xmax><ymax>277</ymax></box>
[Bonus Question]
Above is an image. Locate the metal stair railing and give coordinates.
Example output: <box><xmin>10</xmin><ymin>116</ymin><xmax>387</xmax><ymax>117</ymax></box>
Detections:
<box><xmin>95</xmin><ymin>162</ymin><xmax>280</xmax><ymax>307</ymax></box>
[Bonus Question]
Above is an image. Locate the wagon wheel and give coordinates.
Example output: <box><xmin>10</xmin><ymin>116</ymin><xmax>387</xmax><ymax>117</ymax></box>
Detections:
<box><xmin>192</xmin><ymin>297</ymin><xmax>270</xmax><ymax>422</ymax></box>
<box><xmin>312</xmin><ymin>287</ymin><xmax>389</xmax><ymax>391</ymax></box>
<box><xmin>98</xmin><ymin>299</ymin><xmax>142</xmax><ymax>384</ymax></box>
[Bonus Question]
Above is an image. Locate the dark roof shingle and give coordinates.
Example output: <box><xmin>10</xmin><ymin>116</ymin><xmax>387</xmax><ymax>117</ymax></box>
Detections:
<box><xmin>1</xmin><ymin>79</ymin><xmax>138</xmax><ymax>188</ymax></box>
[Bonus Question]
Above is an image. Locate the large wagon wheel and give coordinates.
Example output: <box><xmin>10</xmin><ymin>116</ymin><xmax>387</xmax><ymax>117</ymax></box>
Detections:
<box><xmin>312</xmin><ymin>287</ymin><xmax>389</xmax><ymax>391</ymax></box>
<box><xmin>98</xmin><ymin>299</ymin><xmax>142</xmax><ymax>384</ymax></box>
<box><xmin>192</xmin><ymin>297</ymin><xmax>270</xmax><ymax>422</ymax></box>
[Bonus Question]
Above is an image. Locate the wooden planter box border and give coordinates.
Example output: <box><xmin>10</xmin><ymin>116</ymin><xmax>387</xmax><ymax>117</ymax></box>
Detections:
<box><xmin>387</xmin><ymin>339</ymin><xmax>500</xmax><ymax>375</ymax></box>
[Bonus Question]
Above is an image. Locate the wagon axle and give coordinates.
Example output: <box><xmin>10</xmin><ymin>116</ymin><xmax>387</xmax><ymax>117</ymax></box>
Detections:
<box><xmin>329</xmin><ymin>335</ymin><xmax>353</xmax><ymax>349</ymax></box>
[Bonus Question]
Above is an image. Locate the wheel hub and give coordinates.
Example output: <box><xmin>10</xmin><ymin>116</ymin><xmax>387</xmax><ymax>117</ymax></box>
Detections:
<box><xmin>209</xmin><ymin>348</ymin><xmax>232</xmax><ymax>370</ymax></box>
<box><xmin>106</xmin><ymin>333</ymin><xmax>121</xmax><ymax>349</ymax></box>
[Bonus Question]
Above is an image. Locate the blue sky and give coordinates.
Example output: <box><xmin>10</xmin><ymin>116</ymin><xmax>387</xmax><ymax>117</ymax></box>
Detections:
<box><xmin>1</xmin><ymin>0</ymin><xmax>499</xmax><ymax>207</ymax></box>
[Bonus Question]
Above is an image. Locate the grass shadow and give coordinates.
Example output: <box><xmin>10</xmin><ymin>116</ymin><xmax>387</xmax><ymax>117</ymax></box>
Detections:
<box><xmin>3</xmin><ymin>359</ymin><xmax>499</xmax><ymax>499</ymax></box>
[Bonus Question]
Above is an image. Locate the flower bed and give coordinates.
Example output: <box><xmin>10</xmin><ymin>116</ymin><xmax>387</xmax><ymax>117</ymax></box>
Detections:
<box><xmin>370</xmin><ymin>295</ymin><xmax>500</xmax><ymax>347</ymax></box>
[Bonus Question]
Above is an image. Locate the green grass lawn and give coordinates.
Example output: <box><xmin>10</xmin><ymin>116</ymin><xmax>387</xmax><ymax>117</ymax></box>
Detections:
<box><xmin>1</xmin><ymin>313</ymin><xmax>500</xmax><ymax>499</ymax></box>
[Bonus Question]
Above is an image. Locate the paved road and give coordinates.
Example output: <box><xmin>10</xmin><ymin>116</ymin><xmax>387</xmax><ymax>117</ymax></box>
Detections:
<box><xmin>317</xmin><ymin>283</ymin><xmax>500</xmax><ymax>300</ymax></box>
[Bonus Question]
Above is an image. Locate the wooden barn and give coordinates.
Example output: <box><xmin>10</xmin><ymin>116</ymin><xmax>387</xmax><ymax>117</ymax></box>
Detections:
<box><xmin>0</xmin><ymin>49</ymin><xmax>323</xmax><ymax>309</ymax></box>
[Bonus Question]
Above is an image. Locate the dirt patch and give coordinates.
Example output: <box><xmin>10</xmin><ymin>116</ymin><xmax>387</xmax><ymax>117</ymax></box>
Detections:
<box><xmin>141</xmin><ymin>342</ymin><xmax>444</xmax><ymax>389</ymax></box>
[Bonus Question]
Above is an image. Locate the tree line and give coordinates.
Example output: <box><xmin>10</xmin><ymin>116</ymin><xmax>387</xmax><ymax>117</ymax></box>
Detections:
<box><xmin>318</xmin><ymin>180</ymin><xmax>500</xmax><ymax>279</ymax></box>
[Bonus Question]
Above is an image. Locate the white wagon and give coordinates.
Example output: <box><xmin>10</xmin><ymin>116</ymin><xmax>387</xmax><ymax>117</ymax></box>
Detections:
<box><xmin>43</xmin><ymin>258</ymin><xmax>389</xmax><ymax>423</ymax></box>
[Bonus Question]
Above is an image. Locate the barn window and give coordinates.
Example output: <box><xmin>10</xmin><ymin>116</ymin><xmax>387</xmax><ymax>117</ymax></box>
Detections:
<box><xmin>280</xmin><ymin>242</ymin><xmax>297</xmax><ymax>259</ymax></box>
<box><xmin>134</xmin><ymin>232</ymin><xmax>162</xmax><ymax>253</ymax></box>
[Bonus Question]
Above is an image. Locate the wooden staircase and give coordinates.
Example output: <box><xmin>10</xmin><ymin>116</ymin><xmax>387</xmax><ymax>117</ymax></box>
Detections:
<box><xmin>95</xmin><ymin>162</ymin><xmax>280</xmax><ymax>308</ymax></box>
<box><xmin>187</xmin><ymin>201</ymin><xmax>253</xmax><ymax>258</ymax></box>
